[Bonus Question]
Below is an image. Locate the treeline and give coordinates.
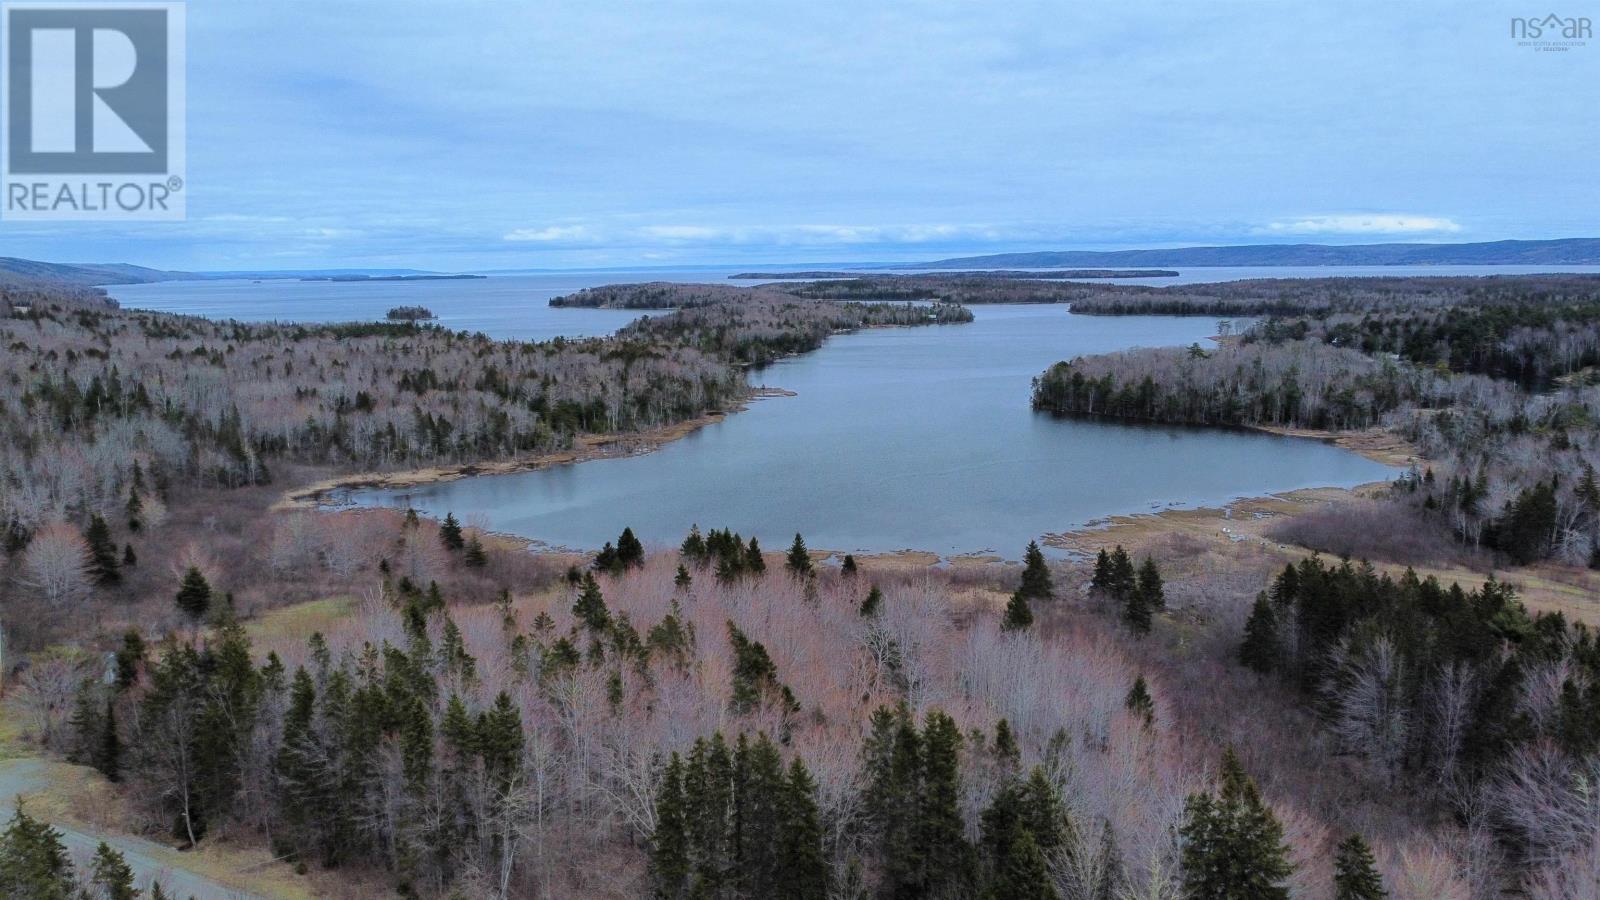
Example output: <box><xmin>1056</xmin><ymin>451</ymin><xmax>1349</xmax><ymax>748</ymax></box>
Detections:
<box><xmin>1033</xmin><ymin>276</ymin><xmax>1600</xmax><ymax>565</ymax></box>
<box><xmin>1261</xmin><ymin>301</ymin><xmax>1600</xmax><ymax>390</ymax></box>
<box><xmin>0</xmin><ymin>286</ymin><xmax>963</xmax><ymax>540</ymax></box>
<box><xmin>617</xmin><ymin>293</ymin><xmax>971</xmax><ymax>365</ymax></box>
<box><xmin>1235</xmin><ymin>557</ymin><xmax>1600</xmax><ymax>885</ymax></box>
<box><xmin>1032</xmin><ymin>340</ymin><xmax>1437</xmax><ymax>430</ymax></box>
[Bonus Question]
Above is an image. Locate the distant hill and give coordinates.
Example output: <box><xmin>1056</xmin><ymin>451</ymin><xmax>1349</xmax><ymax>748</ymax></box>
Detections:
<box><xmin>0</xmin><ymin>257</ymin><xmax>193</xmax><ymax>286</ymax></box>
<box><xmin>911</xmin><ymin>238</ymin><xmax>1600</xmax><ymax>269</ymax></box>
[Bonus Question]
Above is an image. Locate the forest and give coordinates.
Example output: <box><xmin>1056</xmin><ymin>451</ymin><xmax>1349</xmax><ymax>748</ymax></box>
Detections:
<box><xmin>1033</xmin><ymin>277</ymin><xmax>1600</xmax><ymax>567</ymax></box>
<box><xmin>0</xmin><ymin>287</ymin><xmax>963</xmax><ymax>546</ymax></box>
<box><xmin>4</xmin><ymin>272</ymin><xmax>1600</xmax><ymax>898</ymax></box>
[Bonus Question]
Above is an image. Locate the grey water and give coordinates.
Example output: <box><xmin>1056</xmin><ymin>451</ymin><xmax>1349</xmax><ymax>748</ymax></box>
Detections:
<box><xmin>342</xmin><ymin>306</ymin><xmax>1396</xmax><ymax>557</ymax></box>
<box><xmin>109</xmin><ymin>265</ymin><xmax>1593</xmax><ymax>557</ymax></box>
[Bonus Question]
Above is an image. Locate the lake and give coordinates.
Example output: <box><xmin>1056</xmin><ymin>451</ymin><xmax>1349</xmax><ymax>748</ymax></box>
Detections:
<box><xmin>340</xmin><ymin>305</ymin><xmax>1396</xmax><ymax>557</ymax></box>
<box><xmin>113</xmin><ymin>266</ymin><xmax>1592</xmax><ymax>558</ymax></box>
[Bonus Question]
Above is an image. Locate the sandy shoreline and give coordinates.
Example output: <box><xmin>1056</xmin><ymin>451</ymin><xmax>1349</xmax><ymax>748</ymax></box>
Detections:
<box><xmin>273</xmin><ymin>387</ymin><xmax>797</xmax><ymax>511</ymax></box>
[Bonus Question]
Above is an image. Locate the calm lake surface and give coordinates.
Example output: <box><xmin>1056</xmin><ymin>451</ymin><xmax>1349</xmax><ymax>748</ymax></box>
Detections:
<box><xmin>110</xmin><ymin>265</ymin><xmax>1597</xmax><ymax>557</ymax></box>
<box><xmin>344</xmin><ymin>306</ymin><xmax>1396</xmax><ymax>556</ymax></box>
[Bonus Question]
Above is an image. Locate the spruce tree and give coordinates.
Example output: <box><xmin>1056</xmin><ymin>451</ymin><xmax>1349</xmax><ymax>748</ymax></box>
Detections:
<box><xmin>1239</xmin><ymin>594</ymin><xmax>1282</xmax><ymax>674</ymax></box>
<box><xmin>1091</xmin><ymin>549</ymin><xmax>1112</xmax><ymax>593</ymax></box>
<box><xmin>84</xmin><ymin>514</ymin><xmax>120</xmax><ymax>585</ymax></box>
<box><xmin>0</xmin><ymin>805</ymin><xmax>77</xmax><ymax>898</ymax></box>
<box><xmin>786</xmin><ymin>533</ymin><xmax>813</xmax><ymax>578</ymax></box>
<box><xmin>1108</xmin><ymin>546</ymin><xmax>1136</xmax><ymax>601</ymax></box>
<box><xmin>1122</xmin><ymin>588</ymin><xmax>1151</xmax><ymax>636</ymax></box>
<box><xmin>860</xmin><ymin>585</ymin><xmax>884</xmax><ymax>618</ymax></box>
<box><xmin>126</xmin><ymin>488</ymin><xmax>144</xmax><ymax>533</ymax></box>
<box><xmin>1003</xmin><ymin>590</ymin><xmax>1034</xmax><ymax>631</ymax></box>
<box><xmin>746</xmin><ymin>537</ymin><xmax>767</xmax><ymax>575</ymax></box>
<box><xmin>122</xmin><ymin>543</ymin><xmax>137</xmax><ymax>567</ymax></box>
<box><xmin>174</xmin><ymin>566</ymin><xmax>212</xmax><ymax>621</ymax></box>
<box><xmin>439</xmin><ymin>512</ymin><xmax>465</xmax><ymax>551</ymax></box>
<box><xmin>651</xmin><ymin>753</ymin><xmax>691</xmax><ymax>897</ymax></box>
<box><xmin>674</xmin><ymin>564</ymin><xmax>692</xmax><ymax>591</ymax></box>
<box><xmin>681</xmin><ymin>525</ymin><xmax>707</xmax><ymax>562</ymax></box>
<box><xmin>1179</xmin><ymin>748</ymin><xmax>1293</xmax><ymax>900</ymax></box>
<box><xmin>920</xmin><ymin>711</ymin><xmax>973</xmax><ymax>894</ymax></box>
<box><xmin>1333</xmin><ymin>834</ymin><xmax>1387</xmax><ymax>900</ymax></box>
<box><xmin>463</xmin><ymin>536</ymin><xmax>487</xmax><ymax>567</ymax></box>
<box><xmin>617</xmin><ymin>526</ymin><xmax>645</xmax><ymax>568</ymax></box>
<box><xmin>841</xmin><ymin>554</ymin><xmax>858</xmax><ymax>576</ymax></box>
<box><xmin>1125</xmin><ymin>675</ymin><xmax>1155</xmax><ymax>727</ymax></box>
<box><xmin>96</xmin><ymin>699</ymin><xmax>121</xmax><ymax>782</ymax></box>
<box><xmin>777</xmin><ymin>759</ymin><xmax>828</xmax><ymax>900</ymax></box>
<box><xmin>573</xmin><ymin>572</ymin><xmax>611</xmax><ymax>631</ymax></box>
<box><xmin>1019</xmin><ymin>540</ymin><xmax>1053</xmax><ymax>601</ymax></box>
<box><xmin>987</xmin><ymin>829</ymin><xmax>1056</xmax><ymax>900</ymax></box>
<box><xmin>1136</xmin><ymin>557</ymin><xmax>1164</xmax><ymax>610</ymax></box>
<box><xmin>89</xmin><ymin>842</ymin><xmax>139</xmax><ymax>900</ymax></box>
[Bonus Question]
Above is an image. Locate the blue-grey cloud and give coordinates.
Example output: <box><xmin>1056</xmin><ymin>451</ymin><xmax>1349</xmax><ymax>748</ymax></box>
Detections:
<box><xmin>2</xmin><ymin>0</ymin><xmax>1594</xmax><ymax>269</ymax></box>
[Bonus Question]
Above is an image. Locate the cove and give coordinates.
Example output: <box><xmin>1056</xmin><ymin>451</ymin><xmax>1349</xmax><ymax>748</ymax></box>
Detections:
<box><xmin>342</xmin><ymin>305</ymin><xmax>1397</xmax><ymax>557</ymax></box>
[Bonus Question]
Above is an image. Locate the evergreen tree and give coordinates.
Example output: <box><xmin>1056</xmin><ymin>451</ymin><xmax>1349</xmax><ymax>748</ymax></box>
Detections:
<box><xmin>439</xmin><ymin>512</ymin><xmax>465</xmax><ymax>551</ymax></box>
<box><xmin>1091</xmin><ymin>549</ymin><xmax>1112</xmax><ymax>593</ymax></box>
<box><xmin>463</xmin><ymin>536</ymin><xmax>487</xmax><ymax>567</ymax></box>
<box><xmin>651</xmin><ymin>753</ymin><xmax>691</xmax><ymax>898</ymax></box>
<box><xmin>786</xmin><ymin>533</ymin><xmax>813</xmax><ymax>578</ymax></box>
<box><xmin>84</xmin><ymin>514</ymin><xmax>120</xmax><ymax>586</ymax></box>
<box><xmin>1125</xmin><ymin>675</ymin><xmax>1154</xmax><ymax>727</ymax></box>
<box><xmin>1122</xmin><ymin>587</ymin><xmax>1151</xmax><ymax>636</ymax></box>
<box><xmin>920</xmin><ymin>711</ymin><xmax>973</xmax><ymax>895</ymax></box>
<box><xmin>1239</xmin><ymin>594</ymin><xmax>1282</xmax><ymax>674</ymax></box>
<box><xmin>860</xmin><ymin>585</ymin><xmax>884</xmax><ymax>618</ymax></box>
<box><xmin>1108</xmin><ymin>546</ymin><xmax>1136</xmax><ymax>601</ymax></box>
<box><xmin>174</xmin><ymin>566</ymin><xmax>212</xmax><ymax>621</ymax></box>
<box><xmin>89</xmin><ymin>842</ymin><xmax>139</xmax><ymax>900</ymax></box>
<box><xmin>776</xmin><ymin>759</ymin><xmax>828</xmax><ymax>900</ymax></box>
<box><xmin>96</xmin><ymin>698</ymin><xmax>121</xmax><ymax>782</ymax></box>
<box><xmin>573</xmin><ymin>572</ymin><xmax>611</xmax><ymax>631</ymax></box>
<box><xmin>1019</xmin><ymin>540</ymin><xmax>1053</xmax><ymax>601</ymax></box>
<box><xmin>746</xmin><ymin>537</ymin><xmax>767</xmax><ymax>575</ymax></box>
<box><xmin>126</xmin><ymin>487</ymin><xmax>144</xmax><ymax>533</ymax></box>
<box><xmin>841</xmin><ymin>554</ymin><xmax>858</xmax><ymax>576</ymax></box>
<box><xmin>674</xmin><ymin>564</ymin><xmax>692</xmax><ymax>591</ymax></box>
<box><xmin>681</xmin><ymin>524</ymin><xmax>707</xmax><ymax>562</ymax></box>
<box><xmin>617</xmin><ymin>526</ymin><xmax>645</xmax><ymax>568</ymax></box>
<box><xmin>0</xmin><ymin>805</ymin><xmax>77</xmax><ymax>899</ymax></box>
<box><xmin>114</xmin><ymin>631</ymin><xmax>146</xmax><ymax>690</ymax></box>
<box><xmin>1003</xmin><ymin>590</ymin><xmax>1034</xmax><ymax>631</ymax></box>
<box><xmin>1179</xmin><ymin>748</ymin><xmax>1293</xmax><ymax>900</ymax></box>
<box><xmin>122</xmin><ymin>543</ymin><xmax>137</xmax><ymax>567</ymax></box>
<box><xmin>1333</xmin><ymin>834</ymin><xmax>1387</xmax><ymax>900</ymax></box>
<box><xmin>1136</xmin><ymin>557</ymin><xmax>1165</xmax><ymax>610</ymax></box>
<box><xmin>987</xmin><ymin>829</ymin><xmax>1056</xmax><ymax>900</ymax></box>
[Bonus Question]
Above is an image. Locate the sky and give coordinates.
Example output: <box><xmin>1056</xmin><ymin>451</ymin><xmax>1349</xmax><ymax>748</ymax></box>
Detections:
<box><xmin>2</xmin><ymin>0</ymin><xmax>1597</xmax><ymax>271</ymax></box>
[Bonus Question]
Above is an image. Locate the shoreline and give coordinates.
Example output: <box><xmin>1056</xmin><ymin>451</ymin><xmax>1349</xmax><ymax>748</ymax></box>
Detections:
<box><xmin>274</xmin><ymin>387</ymin><xmax>797</xmax><ymax>510</ymax></box>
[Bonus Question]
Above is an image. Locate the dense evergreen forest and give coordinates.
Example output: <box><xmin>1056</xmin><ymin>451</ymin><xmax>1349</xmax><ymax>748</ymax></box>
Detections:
<box><xmin>1034</xmin><ymin>277</ymin><xmax>1600</xmax><ymax>566</ymax></box>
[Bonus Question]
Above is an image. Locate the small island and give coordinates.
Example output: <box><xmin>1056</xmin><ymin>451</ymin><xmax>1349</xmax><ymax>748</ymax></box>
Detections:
<box><xmin>385</xmin><ymin>304</ymin><xmax>437</xmax><ymax>321</ymax></box>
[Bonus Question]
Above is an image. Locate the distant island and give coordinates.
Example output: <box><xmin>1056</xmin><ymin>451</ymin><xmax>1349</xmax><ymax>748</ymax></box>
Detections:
<box><xmin>912</xmin><ymin>237</ymin><xmax>1600</xmax><ymax>269</ymax></box>
<box><xmin>385</xmin><ymin>305</ymin><xmax>437</xmax><ymax>321</ymax></box>
<box><xmin>730</xmin><ymin>269</ymin><xmax>1177</xmax><ymax>279</ymax></box>
<box><xmin>300</xmin><ymin>273</ymin><xmax>486</xmax><ymax>283</ymax></box>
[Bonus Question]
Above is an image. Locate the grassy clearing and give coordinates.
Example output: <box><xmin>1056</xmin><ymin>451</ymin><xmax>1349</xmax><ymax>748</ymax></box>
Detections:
<box><xmin>243</xmin><ymin>595</ymin><xmax>357</xmax><ymax>647</ymax></box>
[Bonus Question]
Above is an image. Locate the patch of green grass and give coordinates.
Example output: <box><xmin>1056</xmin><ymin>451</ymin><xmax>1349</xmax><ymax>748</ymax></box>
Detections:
<box><xmin>244</xmin><ymin>595</ymin><xmax>357</xmax><ymax>649</ymax></box>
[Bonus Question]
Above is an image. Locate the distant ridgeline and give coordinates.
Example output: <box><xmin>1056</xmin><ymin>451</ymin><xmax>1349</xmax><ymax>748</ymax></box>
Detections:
<box><xmin>910</xmin><ymin>236</ymin><xmax>1600</xmax><ymax>268</ymax></box>
<box><xmin>727</xmin><ymin>269</ymin><xmax>1179</xmax><ymax>280</ymax></box>
<box><xmin>1031</xmin><ymin>273</ymin><xmax>1600</xmax><ymax>566</ymax></box>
